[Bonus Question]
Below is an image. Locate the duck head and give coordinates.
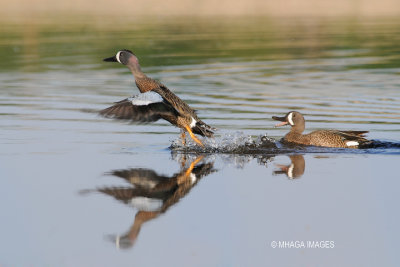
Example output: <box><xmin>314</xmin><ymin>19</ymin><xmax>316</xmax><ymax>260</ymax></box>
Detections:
<box><xmin>272</xmin><ymin>111</ymin><xmax>305</xmax><ymax>132</ymax></box>
<box><xmin>104</xmin><ymin>49</ymin><xmax>144</xmax><ymax>77</ymax></box>
<box><xmin>103</xmin><ymin>49</ymin><xmax>138</xmax><ymax>65</ymax></box>
<box><xmin>274</xmin><ymin>155</ymin><xmax>305</xmax><ymax>179</ymax></box>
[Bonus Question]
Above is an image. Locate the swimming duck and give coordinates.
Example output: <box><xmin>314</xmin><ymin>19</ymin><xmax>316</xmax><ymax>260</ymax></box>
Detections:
<box><xmin>100</xmin><ymin>49</ymin><xmax>214</xmax><ymax>146</ymax></box>
<box><xmin>272</xmin><ymin>111</ymin><xmax>370</xmax><ymax>148</ymax></box>
<box><xmin>274</xmin><ymin>155</ymin><xmax>305</xmax><ymax>179</ymax></box>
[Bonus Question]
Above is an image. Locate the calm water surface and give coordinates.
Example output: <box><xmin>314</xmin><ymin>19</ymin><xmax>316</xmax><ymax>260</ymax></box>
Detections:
<box><xmin>1</xmin><ymin>16</ymin><xmax>399</xmax><ymax>266</ymax></box>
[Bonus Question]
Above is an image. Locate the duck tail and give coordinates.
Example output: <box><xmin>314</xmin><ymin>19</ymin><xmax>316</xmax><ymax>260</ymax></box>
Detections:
<box><xmin>337</xmin><ymin>130</ymin><xmax>372</xmax><ymax>148</ymax></box>
<box><xmin>192</xmin><ymin>121</ymin><xmax>215</xmax><ymax>138</ymax></box>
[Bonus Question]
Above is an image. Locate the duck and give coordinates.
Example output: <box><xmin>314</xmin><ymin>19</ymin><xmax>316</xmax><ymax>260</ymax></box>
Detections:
<box><xmin>272</xmin><ymin>111</ymin><xmax>370</xmax><ymax>148</ymax></box>
<box><xmin>100</xmin><ymin>49</ymin><xmax>214</xmax><ymax>146</ymax></box>
<box><xmin>98</xmin><ymin>156</ymin><xmax>214</xmax><ymax>212</ymax></box>
<box><xmin>274</xmin><ymin>155</ymin><xmax>305</xmax><ymax>179</ymax></box>
<box><xmin>89</xmin><ymin>156</ymin><xmax>215</xmax><ymax>249</ymax></box>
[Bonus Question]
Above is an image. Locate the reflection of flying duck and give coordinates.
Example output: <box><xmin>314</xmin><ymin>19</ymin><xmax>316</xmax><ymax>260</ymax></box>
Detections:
<box><xmin>272</xmin><ymin>111</ymin><xmax>371</xmax><ymax>148</ymax></box>
<box><xmin>90</xmin><ymin>156</ymin><xmax>216</xmax><ymax>249</ymax></box>
<box><xmin>100</xmin><ymin>50</ymin><xmax>214</xmax><ymax>146</ymax></box>
<box><xmin>274</xmin><ymin>155</ymin><xmax>305</xmax><ymax>179</ymax></box>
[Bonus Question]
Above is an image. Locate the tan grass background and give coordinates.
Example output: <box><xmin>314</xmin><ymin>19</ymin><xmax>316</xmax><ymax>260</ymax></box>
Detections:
<box><xmin>1</xmin><ymin>0</ymin><xmax>400</xmax><ymax>17</ymax></box>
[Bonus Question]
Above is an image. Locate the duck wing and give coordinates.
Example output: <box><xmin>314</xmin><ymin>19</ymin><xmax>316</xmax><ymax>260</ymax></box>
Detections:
<box><xmin>336</xmin><ymin>130</ymin><xmax>369</xmax><ymax>140</ymax></box>
<box><xmin>99</xmin><ymin>90</ymin><xmax>179</xmax><ymax>123</ymax></box>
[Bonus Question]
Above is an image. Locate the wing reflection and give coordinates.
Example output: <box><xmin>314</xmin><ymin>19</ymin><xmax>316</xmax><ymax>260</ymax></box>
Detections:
<box><xmin>84</xmin><ymin>156</ymin><xmax>216</xmax><ymax>249</ymax></box>
<box><xmin>273</xmin><ymin>155</ymin><xmax>305</xmax><ymax>179</ymax></box>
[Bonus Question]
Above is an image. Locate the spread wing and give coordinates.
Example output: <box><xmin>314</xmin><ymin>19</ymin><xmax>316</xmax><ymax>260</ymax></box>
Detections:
<box><xmin>99</xmin><ymin>91</ymin><xmax>179</xmax><ymax>123</ymax></box>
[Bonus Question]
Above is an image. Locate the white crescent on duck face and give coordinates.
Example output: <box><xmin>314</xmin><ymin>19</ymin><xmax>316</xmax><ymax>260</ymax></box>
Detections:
<box><xmin>116</xmin><ymin>51</ymin><xmax>122</xmax><ymax>64</ymax></box>
<box><xmin>287</xmin><ymin>112</ymin><xmax>294</xmax><ymax>125</ymax></box>
<box><xmin>101</xmin><ymin>50</ymin><xmax>215</xmax><ymax>146</ymax></box>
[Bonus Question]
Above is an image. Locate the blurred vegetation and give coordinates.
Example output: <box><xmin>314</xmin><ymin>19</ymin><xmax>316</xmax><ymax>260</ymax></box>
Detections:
<box><xmin>0</xmin><ymin>15</ymin><xmax>400</xmax><ymax>72</ymax></box>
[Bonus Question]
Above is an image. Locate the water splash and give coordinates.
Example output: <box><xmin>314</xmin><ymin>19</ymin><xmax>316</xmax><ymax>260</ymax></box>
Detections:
<box><xmin>170</xmin><ymin>131</ymin><xmax>279</xmax><ymax>154</ymax></box>
<box><xmin>170</xmin><ymin>132</ymin><xmax>400</xmax><ymax>155</ymax></box>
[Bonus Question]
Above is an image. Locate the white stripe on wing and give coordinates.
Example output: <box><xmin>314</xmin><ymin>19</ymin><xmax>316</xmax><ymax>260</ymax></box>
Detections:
<box><xmin>129</xmin><ymin>91</ymin><xmax>164</xmax><ymax>106</ymax></box>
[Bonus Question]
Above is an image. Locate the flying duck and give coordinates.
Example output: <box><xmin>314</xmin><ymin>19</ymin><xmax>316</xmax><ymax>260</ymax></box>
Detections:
<box><xmin>100</xmin><ymin>50</ymin><xmax>214</xmax><ymax>146</ymax></box>
<box><xmin>272</xmin><ymin>111</ymin><xmax>370</xmax><ymax>148</ymax></box>
<box><xmin>91</xmin><ymin>156</ymin><xmax>215</xmax><ymax>249</ymax></box>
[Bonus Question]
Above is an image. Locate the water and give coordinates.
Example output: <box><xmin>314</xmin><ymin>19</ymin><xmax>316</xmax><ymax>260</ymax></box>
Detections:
<box><xmin>1</xmin><ymin>16</ymin><xmax>400</xmax><ymax>266</ymax></box>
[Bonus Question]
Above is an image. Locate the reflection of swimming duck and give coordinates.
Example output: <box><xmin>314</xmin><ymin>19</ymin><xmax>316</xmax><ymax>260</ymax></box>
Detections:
<box><xmin>89</xmin><ymin>156</ymin><xmax>216</xmax><ymax>249</ymax></box>
<box><xmin>100</xmin><ymin>50</ymin><xmax>214</xmax><ymax>146</ymax></box>
<box><xmin>272</xmin><ymin>111</ymin><xmax>370</xmax><ymax>148</ymax></box>
<box><xmin>274</xmin><ymin>155</ymin><xmax>305</xmax><ymax>179</ymax></box>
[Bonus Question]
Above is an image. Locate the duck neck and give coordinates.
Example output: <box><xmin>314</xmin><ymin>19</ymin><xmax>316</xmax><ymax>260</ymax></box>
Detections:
<box><xmin>128</xmin><ymin>62</ymin><xmax>146</xmax><ymax>80</ymax></box>
<box><xmin>285</xmin><ymin>125</ymin><xmax>308</xmax><ymax>144</ymax></box>
<box><xmin>126</xmin><ymin>56</ymin><xmax>146</xmax><ymax>80</ymax></box>
<box><xmin>290</xmin><ymin>124</ymin><xmax>305</xmax><ymax>134</ymax></box>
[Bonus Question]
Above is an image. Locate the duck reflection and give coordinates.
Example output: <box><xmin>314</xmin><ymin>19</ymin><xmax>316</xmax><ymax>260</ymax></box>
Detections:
<box><xmin>90</xmin><ymin>156</ymin><xmax>216</xmax><ymax>249</ymax></box>
<box><xmin>273</xmin><ymin>155</ymin><xmax>305</xmax><ymax>179</ymax></box>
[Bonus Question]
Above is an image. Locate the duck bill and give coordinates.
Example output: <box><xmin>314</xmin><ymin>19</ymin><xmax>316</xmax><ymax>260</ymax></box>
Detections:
<box><xmin>272</xmin><ymin>116</ymin><xmax>288</xmax><ymax>127</ymax></box>
<box><xmin>103</xmin><ymin>56</ymin><xmax>118</xmax><ymax>62</ymax></box>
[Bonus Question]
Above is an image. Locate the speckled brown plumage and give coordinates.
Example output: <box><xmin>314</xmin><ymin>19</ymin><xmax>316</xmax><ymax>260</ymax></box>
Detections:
<box><xmin>135</xmin><ymin>76</ymin><xmax>163</xmax><ymax>93</ymax></box>
<box><xmin>284</xmin><ymin>129</ymin><xmax>369</xmax><ymax>148</ymax></box>
<box><xmin>101</xmin><ymin>50</ymin><xmax>214</xmax><ymax>146</ymax></box>
<box><xmin>273</xmin><ymin>111</ymin><xmax>371</xmax><ymax>148</ymax></box>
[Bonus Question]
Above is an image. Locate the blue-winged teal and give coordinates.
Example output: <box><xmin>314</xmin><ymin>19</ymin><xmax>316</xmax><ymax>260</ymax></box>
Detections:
<box><xmin>92</xmin><ymin>156</ymin><xmax>215</xmax><ymax>249</ymax></box>
<box><xmin>272</xmin><ymin>111</ymin><xmax>370</xmax><ymax>148</ymax></box>
<box><xmin>100</xmin><ymin>50</ymin><xmax>214</xmax><ymax>146</ymax></box>
<box><xmin>274</xmin><ymin>155</ymin><xmax>305</xmax><ymax>179</ymax></box>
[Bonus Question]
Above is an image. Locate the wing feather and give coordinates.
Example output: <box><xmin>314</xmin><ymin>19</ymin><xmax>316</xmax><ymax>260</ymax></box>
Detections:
<box><xmin>99</xmin><ymin>91</ymin><xmax>179</xmax><ymax>123</ymax></box>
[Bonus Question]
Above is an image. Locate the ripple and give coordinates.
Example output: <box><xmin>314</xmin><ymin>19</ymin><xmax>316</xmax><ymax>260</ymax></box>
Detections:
<box><xmin>1</xmin><ymin>47</ymin><xmax>400</xmax><ymax>154</ymax></box>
